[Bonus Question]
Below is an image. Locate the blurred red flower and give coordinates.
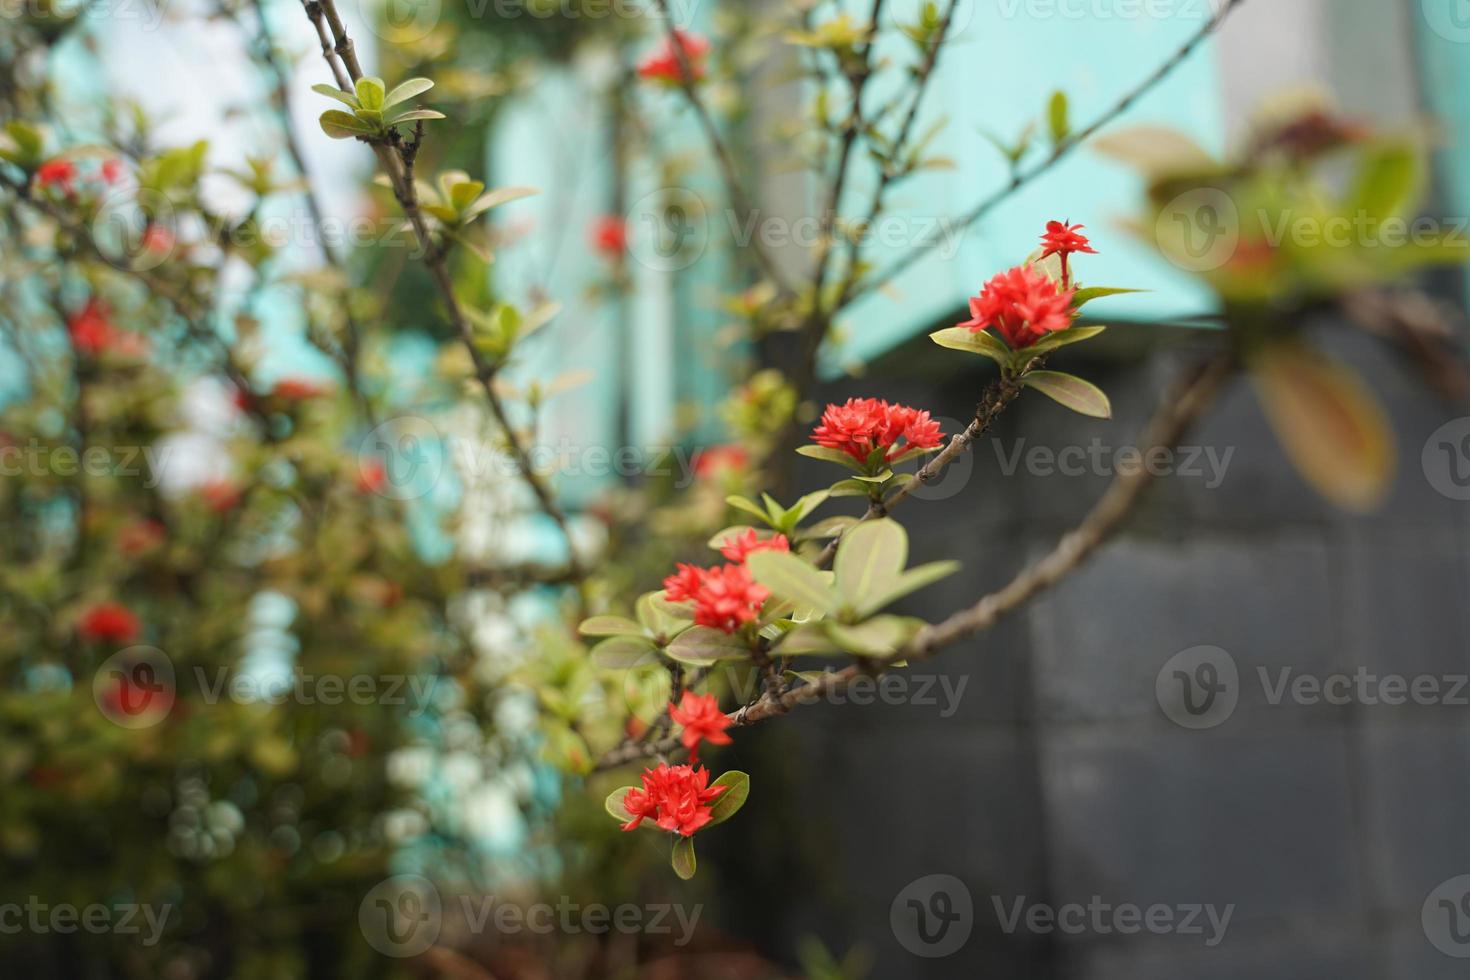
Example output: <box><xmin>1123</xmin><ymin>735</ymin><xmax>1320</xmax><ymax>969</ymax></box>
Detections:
<box><xmin>638</xmin><ymin>30</ymin><xmax>710</xmax><ymax>84</ymax></box>
<box><xmin>34</xmin><ymin>158</ymin><xmax>76</xmax><ymax>195</ymax></box>
<box><xmin>694</xmin><ymin>444</ymin><xmax>749</xmax><ymax>478</ymax></box>
<box><xmin>271</xmin><ymin>377</ymin><xmax>330</xmax><ymax>401</ymax></box>
<box><xmin>78</xmin><ymin>602</ymin><xmax>141</xmax><ymax>644</ymax></box>
<box><xmin>590</xmin><ymin>215</ymin><xmax>627</xmax><ymax>257</ymax></box>
<box><xmin>718</xmin><ymin>528</ymin><xmax>789</xmax><ymax>564</ymax></box>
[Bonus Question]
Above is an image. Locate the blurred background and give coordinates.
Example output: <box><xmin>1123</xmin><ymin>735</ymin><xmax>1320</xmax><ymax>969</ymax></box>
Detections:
<box><xmin>4</xmin><ymin>0</ymin><xmax>1470</xmax><ymax>976</ymax></box>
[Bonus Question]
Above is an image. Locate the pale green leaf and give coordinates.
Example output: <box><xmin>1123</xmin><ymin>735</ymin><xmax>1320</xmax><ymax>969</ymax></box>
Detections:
<box><xmin>1022</xmin><ymin>371</ymin><xmax>1113</xmax><ymax>419</ymax></box>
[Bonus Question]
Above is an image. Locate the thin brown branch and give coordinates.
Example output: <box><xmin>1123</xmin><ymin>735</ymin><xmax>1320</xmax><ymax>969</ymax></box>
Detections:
<box><xmin>849</xmin><ymin>0</ymin><xmax>1246</xmax><ymax>303</ymax></box>
<box><xmin>594</xmin><ymin>351</ymin><xmax>1236</xmax><ymax>770</ymax></box>
<box><xmin>649</xmin><ymin>0</ymin><xmax>793</xmax><ymax>294</ymax></box>
<box><xmin>300</xmin><ymin>0</ymin><xmax>590</xmax><ymax>595</ymax></box>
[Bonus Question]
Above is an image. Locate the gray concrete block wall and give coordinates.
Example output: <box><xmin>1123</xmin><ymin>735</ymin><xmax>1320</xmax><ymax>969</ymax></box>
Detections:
<box><xmin>716</xmin><ymin>323</ymin><xmax>1470</xmax><ymax>978</ymax></box>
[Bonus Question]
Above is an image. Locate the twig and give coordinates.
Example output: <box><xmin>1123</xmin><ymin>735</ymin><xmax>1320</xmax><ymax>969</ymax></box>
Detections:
<box><xmin>299</xmin><ymin>0</ymin><xmax>590</xmax><ymax>595</ymax></box>
<box><xmin>594</xmin><ymin>351</ymin><xmax>1235</xmax><ymax>769</ymax></box>
<box><xmin>849</xmin><ymin>0</ymin><xmax>1246</xmax><ymax>303</ymax></box>
<box><xmin>649</xmin><ymin>0</ymin><xmax>793</xmax><ymax>294</ymax></box>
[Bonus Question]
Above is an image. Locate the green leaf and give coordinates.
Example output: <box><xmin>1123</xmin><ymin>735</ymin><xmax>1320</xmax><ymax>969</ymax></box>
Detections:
<box><xmin>707</xmin><ymin>771</ymin><xmax>750</xmax><ymax>826</ymax></box>
<box><xmin>785</xmin><ymin>489</ymin><xmax>831</xmax><ymax>528</ymax></box>
<box><xmin>859</xmin><ymin>560</ymin><xmax>960</xmax><ymax>618</ymax></box>
<box><xmin>383</xmin><ymin>77</ymin><xmax>434</xmax><ymax>108</ymax></box>
<box><xmin>388</xmin><ymin>109</ymin><xmax>446</xmax><ymax>126</ymax></box>
<box><xmin>852</xmin><ymin>470</ymin><xmax>894</xmax><ymax>484</ymax></box>
<box><xmin>318</xmin><ymin>110</ymin><xmax>375</xmax><ymax>139</ymax></box>
<box><xmin>355</xmin><ymin>76</ymin><xmax>387</xmax><ymax>111</ymax></box>
<box><xmin>461</xmin><ymin>186</ymin><xmax>539</xmax><ymax>222</ymax></box>
<box><xmin>827</xmin><ymin>479</ymin><xmax>874</xmax><ymax>498</ymax></box>
<box><xmin>725</xmin><ymin>495</ymin><xmax>771</xmax><ymax>522</ymax></box>
<box><xmin>1024</xmin><ymin>325</ymin><xmax>1108</xmax><ymax>356</ymax></box>
<box><xmin>578</xmin><ymin>615</ymin><xmax>644</xmax><ymax>638</ymax></box>
<box><xmin>1348</xmin><ymin>141</ymin><xmax>1422</xmax><ymax>222</ymax></box>
<box><xmin>311</xmin><ymin>83</ymin><xmax>358</xmax><ymax>108</ymax></box>
<box><xmin>823</xmin><ymin>616</ymin><xmax>924</xmax><ymax>658</ymax></box>
<box><xmin>1250</xmin><ymin>343</ymin><xmax>1393</xmax><ymax>512</ymax></box>
<box><xmin>606</xmin><ymin>787</ymin><xmax>638</xmax><ymax>822</ymax></box>
<box><xmin>773</xmin><ymin>624</ymin><xmax>844</xmax><ymax>655</ymax></box>
<box><xmin>590</xmin><ymin>636</ymin><xmax>659</xmax><ymax>669</ymax></box>
<box><xmin>1071</xmin><ymin>287</ymin><xmax>1144</xmax><ymax>309</ymax></box>
<box><xmin>796</xmin><ymin>445</ymin><xmax>865</xmax><ymax>471</ymax></box>
<box><xmin>930</xmin><ymin>326</ymin><xmax>1011</xmax><ymax>364</ymax></box>
<box><xmin>834</xmin><ymin>518</ymin><xmax>907</xmax><ymax>607</ymax></box>
<box><xmin>665</xmin><ymin>627</ymin><xmax>754</xmax><ymax>666</ymax></box>
<box><xmin>1022</xmin><ymin>371</ymin><xmax>1112</xmax><ymax>419</ymax></box>
<box><xmin>1047</xmin><ymin>90</ymin><xmax>1070</xmax><ymax>144</ymax></box>
<box><xmin>671</xmin><ymin>837</ymin><xmax>697</xmax><ymax>879</ymax></box>
<box><xmin>637</xmin><ymin>592</ymin><xmax>691</xmax><ymax>639</ymax></box>
<box><xmin>746</xmin><ymin>551</ymin><xmax>838</xmax><ymax>615</ymax></box>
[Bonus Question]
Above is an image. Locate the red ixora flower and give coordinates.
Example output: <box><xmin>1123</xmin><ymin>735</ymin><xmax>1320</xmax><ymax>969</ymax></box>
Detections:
<box><xmin>100</xmin><ymin>158</ymin><xmax>125</xmax><ymax>184</ymax></box>
<box><xmin>78</xmin><ymin>602</ymin><xmax>141</xmax><ymax>644</ymax></box>
<box><xmin>590</xmin><ymin>215</ymin><xmax>627</xmax><ymax>257</ymax></box>
<box><xmin>669</xmin><ymin>691</ymin><xmax>733</xmax><ymax>764</ymax></box>
<box><xmin>620</xmin><ymin>762</ymin><xmax>727</xmax><ymax>836</ymax></box>
<box><xmin>67</xmin><ymin>300</ymin><xmax>115</xmax><ymax>355</ymax></box>
<box><xmin>271</xmin><ymin>377</ymin><xmax>331</xmax><ymax>401</ymax></box>
<box><xmin>811</xmin><ymin>398</ymin><xmax>943</xmax><ymax>465</ymax></box>
<box><xmin>34</xmin><ymin>158</ymin><xmax>77</xmax><ymax>195</ymax></box>
<box><xmin>719</xmin><ymin>528</ymin><xmax>789</xmax><ymax>564</ymax></box>
<box><xmin>637</xmin><ymin>30</ymin><xmax>710</xmax><ymax>84</ymax></box>
<box><xmin>356</xmin><ymin>458</ymin><xmax>386</xmax><ymax>494</ymax></box>
<box><xmin>958</xmin><ymin>264</ymin><xmax>1076</xmax><ymax>350</ymax></box>
<box><xmin>1038</xmin><ymin>220</ymin><xmax>1097</xmax><ymax>286</ymax></box>
<box><xmin>662</xmin><ymin>562</ymin><xmax>768</xmax><ymax>633</ymax></box>
<box><xmin>694</xmin><ymin>444</ymin><xmax>749</xmax><ymax>479</ymax></box>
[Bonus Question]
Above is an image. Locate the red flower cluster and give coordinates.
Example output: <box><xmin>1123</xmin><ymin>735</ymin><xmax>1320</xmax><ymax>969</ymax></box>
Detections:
<box><xmin>621</xmin><ymin>763</ymin><xmax>727</xmax><ymax>836</ymax></box>
<box><xmin>590</xmin><ymin>215</ymin><xmax>627</xmax><ymax>257</ymax></box>
<box><xmin>637</xmin><ymin>30</ymin><xmax>710</xmax><ymax>84</ymax></box>
<box><xmin>669</xmin><ymin>690</ymin><xmax>733</xmax><ymax>764</ymax></box>
<box><xmin>34</xmin><ymin>159</ymin><xmax>77</xmax><ymax>195</ymax></box>
<box><xmin>67</xmin><ymin>300</ymin><xmax>145</xmax><ymax>358</ymax></box>
<box><xmin>959</xmin><ymin>265</ymin><xmax>1076</xmax><ymax>349</ymax></box>
<box><xmin>811</xmin><ymin>398</ymin><xmax>943</xmax><ymax>465</ymax></box>
<box><xmin>78</xmin><ymin>602</ymin><xmax>141</xmax><ymax>644</ymax></box>
<box><xmin>719</xmin><ymin>528</ymin><xmax>789</xmax><ymax>563</ymax></box>
<box><xmin>356</xmin><ymin>458</ymin><xmax>387</xmax><ymax>494</ymax></box>
<box><xmin>663</xmin><ymin>562</ymin><xmax>768</xmax><ymax>633</ymax></box>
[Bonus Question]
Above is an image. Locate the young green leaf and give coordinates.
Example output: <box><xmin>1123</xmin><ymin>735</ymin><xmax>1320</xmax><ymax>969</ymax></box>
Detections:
<box><xmin>605</xmin><ymin>787</ymin><xmax>638</xmax><ymax>822</ymax></box>
<box><xmin>665</xmin><ymin>627</ymin><xmax>753</xmax><ymax>666</ymax></box>
<box><xmin>578</xmin><ymin>615</ymin><xmax>644</xmax><ymax>638</ymax></box>
<box><xmin>319</xmin><ymin>110</ymin><xmax>375</xmax><ymax>140</ymax></box>
<box><xmin>354</xmin><ymin>76</ymin><xmax>387</xmax><ymax>111</ymax></box>
<box><xmin>1071</xmin><ymin>287</ymin><xmax>1144</xmax><ymax>309</ymax></box>
<box><xmin>707</xmin><ymin>771</ymin><xmax>750</xmax><ymax>826</ymax></box>
<box><xmin>590</xmin><ymin>636</ymin><xmax>659</xmax><ymax>669</ymax></box>
<box><xmin>746</xmin><ymin>551</ymin><xmax>838</xmax><ymax>614</ymax></box>
<box><xmin>1022</xmin><ymin>371</ymin><xmax>1112</xmax><ymax>418</ymax></box>
<box><xmin>388</xmin><ymin>109</ymin><xmax>446</xmax><ymax>126</ymax></box>
<box><xmin>1048</xmin><ymin>90</ymin><xmax>1070</xmax><ymax>144</ymax></box>
<box><xmin>858</xmin><ymin>560</ymin><xmax>960</xmax><ymax>618</ymax></box>
<box><xmin>930</xmin><ymin>326</ymin><xmax>1010</xmax><ymax>364</ymax></box>
<box><xmin>311</xmin><ymin>83</ymin><xmax>358</xmax><ymax>108</ymax></box>
<box><xmin>797</xmin><ymin>445</ymin><xmax>866</xmax><ymax>471</ymax></box>
<box><xmin>1023</xmin><ymin>324</ymin><xmax>1108</xmax><ymax>356</ymax></box>
<box><xmin>833</xmin><ymin>518</ymin><xmax>907</xmax><ymax>607</ymax></box>
<box><xmin>823</xmin><ymin>616</ymin><xmax>924</xmax><ymax>658</ymax></box>
<box><xmin>383</xmin><ymin>77</ymin><xmax>434</xmax><ymax>108</ymax></box>
<box><xmin>671</xmin><ymin>837</ymin><xmax>697</xmax><ymax>879</ymax></box>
